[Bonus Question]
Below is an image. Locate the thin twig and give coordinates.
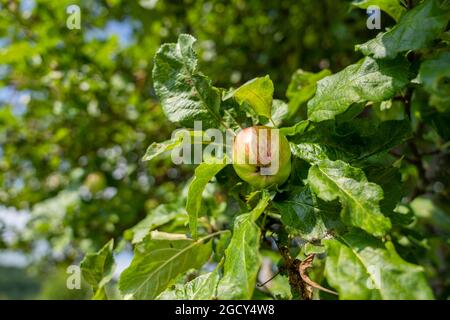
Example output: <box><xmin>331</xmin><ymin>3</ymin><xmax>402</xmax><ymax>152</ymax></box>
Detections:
<box><xmin>257</xmin><ymin>270</ymin><xmax>281</xmax><ymax>287</ymax></box>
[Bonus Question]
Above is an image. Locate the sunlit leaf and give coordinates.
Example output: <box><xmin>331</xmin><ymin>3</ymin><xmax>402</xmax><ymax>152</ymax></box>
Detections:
<box><xmin>224</xmin><ymin>75</ymin><xmax>274</xmax><ymax>119</ymax></box>
<box><xmin>307</xmin><ymin>57</ymin><xmax>409</xmax><ymax>122</ymax></box>
<box><xmin>308</xmin><ymin>159</ymin><xmax>391</xmax><ymax>237</ymax></box>
<box><xmin>80</xmin><ymin>239</ymin><xmax>115</xmax><ymax>300</ymax></box>
<box><xmin>157</xmin><ymin>263</ymin><xmax>222</xmax><ymax>300</ymax></box>
<box><xmin>119</xmin><ymin>231</ymin><xmax>214</xmax><ymax>299</ymax></box>
<box><xmin>153</xmin><ymin>34</ymin><xmax>224</xmax><ymax>129</ymax></box>
<box><xmin>286</xmin><ymin>69</ymin><xmax>331</xmax><ymax>119</ymax></box>
<box><xmin>217</xmin><ymin>193</ymin><xmax>269</xmax><ymax>299</ymax></box>
<box><xmin>324</xmin><ymin>231</ymin><xmax>434</xmax><ymax>299</ymax></box>
<box><xmin>127</xmin><ymin>203</ymin><xmax>187</xmax><ymax>244</ymax></box>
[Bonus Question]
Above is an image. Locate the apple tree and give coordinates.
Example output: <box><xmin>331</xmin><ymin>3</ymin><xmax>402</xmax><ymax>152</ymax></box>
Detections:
<box><xmin>81</xmin><ymin>0</ymin><xmax>450</xmax><ymax>300</ymax></box>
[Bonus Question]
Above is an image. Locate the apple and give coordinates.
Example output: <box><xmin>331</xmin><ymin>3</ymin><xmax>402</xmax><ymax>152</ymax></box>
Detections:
<box><xmin>232</xmin><ymin>126</ymin><xmax>291</xmax><ymax>188</ymax></box>
<box><xmin>84</xmin><ymin>172</ymin><xmax>106</xmax><ymax>194</ymax></box>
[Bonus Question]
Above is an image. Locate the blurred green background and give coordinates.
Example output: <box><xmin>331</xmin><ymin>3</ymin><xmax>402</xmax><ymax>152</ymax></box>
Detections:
<box><xmin>0</xmin><ymin>0</ymin><xmax>418</xmax><ymax>299</ymax></box>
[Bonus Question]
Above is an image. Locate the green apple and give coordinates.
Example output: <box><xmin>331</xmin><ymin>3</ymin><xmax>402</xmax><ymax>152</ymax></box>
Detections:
<box><xmin>232</xmin><ymin>126</ymin><xmax>291</xmax><ymax>188</ymax></box>
<box><xmin>84</xmin><ymin>172</ymin><xmax>106</xmax><ymax>194</ymax></box>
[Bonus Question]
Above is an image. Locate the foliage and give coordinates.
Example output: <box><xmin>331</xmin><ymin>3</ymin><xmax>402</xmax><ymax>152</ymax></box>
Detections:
<box><xmin>0</xmin><ymin>0</ymin><xmax>368</xmax><ymax>262</ymax></box>
<box><xmin>82</xmin><ymin>0</ymin><xmax>450</xmax><ymax>300</ymax></box>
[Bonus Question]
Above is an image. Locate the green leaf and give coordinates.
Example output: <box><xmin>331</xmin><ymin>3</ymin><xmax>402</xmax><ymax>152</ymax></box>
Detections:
<box><xmin>289</xmin><ymin>121</ymin><xmax>356</xmax><ymax>162</ymax></box>
<box><xmin>307</xmin><ymin>57</ymin><xmax>409</xmax><ymax>122</ymax></box>
<box><xmin>142</xmin><ymin>136</ymin><xmax>184</xmax><ymax>162</ymax></box>
<box><xmin>352</xmin><ymin>0</ymin><xmax>406</xmax><ymax>21</ymax></box>
<box><xmin>286</xmin><ymin>69</ymin><xmax>331</xmax><ymax>119</ymax></box>
<box><xmin>217</xmin><ymin>194</ymin><xmax>269</xmax><ymax>299</ymax></box>
<box><xmin>152</xmin><ymin>34</ymin><xmax>224</xmax><ymax>129</ymax></box>
<box><xmin>291</xmin><ymin>142</ymin><xmax>351</xmax><ymax>164</ymax></box>
<box><xmin>80</xmin><ymin>239</ymin><xmax>115</xmax><ymax>300</ymax></box>
<box><xmin>303</xmin><ymin>243</ymin><xmax>326</xmax><ymax>255</ymax></box>
<box><xmin>224</xmin><ymin>75</ymin><xmax>274</xmax><ymax>119</ymax></box>
<box><xmin>365</xmin><ymin>166</ymin><xmax>404</xmax><ymax>218</ymax></box>
<box><xmin>221</xmin><ymin>96</ymin><xmax>253</xmax><ymax>131</ymax></box>
<box><xmin>273</xmin><ymin>186</ymin><xmax>342</xmax><ymax>241</ymax></box>
<box><xmin>280</xmin><ymin>120</ymin><xmax>310</xmax><ymax>137</ymax></box>
<box><xmin>118</xmin><ymin>231</ymin><xmax>214</xmax><ymax>300</ymax></box>
<box><xmin>268</xmin><ymin>99</ymin><xmax>289</xmax><ymax>126</ymax></box>
<box><xmin>127</xmin><ymin>203</ymin><xmax>187</xmax><ymax>244</ymax></box>
<box><xmin>157</xmin><ymin>263</ymin><xmax>222</xmax><ymax>300</ymax></box>
<box><xmin>356</xmin><ymin>0</ymin><xmax>450</xmax><ymax>59</ymax></box>
<box><xmin>291</xmin><ymin>120</ymin><xmax>411</xmax><ymax>165</ymax></box>
<box><xmin>353</xmin><ymin>119</ymin><xmax>412</xmax><ymax>161</ymax></box>
<box><xmin>186</xmin><ymin>161</ymin><xmax>227</xmax><ymax>238</ymax></box>
<box><xmin>324</xmin><ymin>231</ymin><xmax>434</xmax><ymax>299</ymax></box>
<box><xmin>415</xmin><ymin>52</ymin><xmax>450</xmax><ymax>111</ymax></box>
<box><xmin>308</xmin><ymin>159</ymin><xmax>391</xmax><ymax>237</ymax></box>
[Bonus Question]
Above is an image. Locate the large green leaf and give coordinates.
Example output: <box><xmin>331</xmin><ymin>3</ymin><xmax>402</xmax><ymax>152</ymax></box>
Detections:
<box><xmin>217</xmin><ymin>194</ymin><xmax>269</xmax><ymax>299</ymax></box>
<box><xmin>352</xmin><ymin>119</ymin><xmax>412</xmax><ymax>161</ymax></box>
<box><xmin>308</xmin><ymin>159</ymin><xmax>391</xmax><ymax>237</ymax></box>
<box><xmin>291</xmin><ymin>142</ymin><xmax>351</xmax><ymax>164</ymax></box>
<box><xmin>352</xmin><ymin>0</ymin><xmax>406</xmax><ymax>21</ymax></box>
<box><xmin>224</xmin><ymin>75</ymin><xmax>274</xmax><ymax>119</ymax></box>
<box><xmin>157</xmin><ymin>264</ymin><xmax>222</xmax><ymax>300</ymax></box>
<box><xmin>324</xmin><ymin>231</ymin><xmax>434</xmax><ymax>299</ymax></box>
<box><xmin>356</xmin><ymin>0</ymin><xmax>450</xmax><ymax>59</ymax></box>
<box><xmin>153</xmin><ymin>34</ymin><xmax>224</xmax><ymax>129</ymax></box>
<box><xmin>273</xmin><ymin>186</ymin><xmax>343</xmax><ymax>241</ymax></box>
<box><xmin>365</xmin><ymin>165</ymin><xmax>404</xmax><ymax>219</ymax></box>
<box><xmin>286</xmin><ymin>69</ymin><xmax>331</xmax><ymax>119</ymax></box>
<box><xmin>119</xmin><ymin>231</ymin><xmax>214</xmax><ymax>300</ymax></box>
<box><xmin>291</xmin><ymin>120</ymin><xmax>411</xmax><ymax>164</ymax></box>
<box><xmin>307</xmin><ymin>57</ymin><xmax>409</xmax><ymax>122</ymax></box>
<box><xmin>415</xmin><ymin>51</ymin><xmax>450</xmax><ymax>111</ymax></box>
<box><xmin>186</xmin><ymin>161</ymin><xmax>227</xmax><ymax>238</ymax></box>
<box><xmin>80</xmin><ymin>239</ymin><xmax>115</xmax><ymax>300</ymax></box>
